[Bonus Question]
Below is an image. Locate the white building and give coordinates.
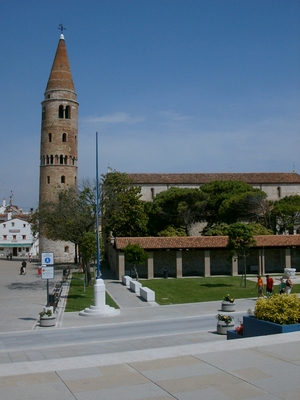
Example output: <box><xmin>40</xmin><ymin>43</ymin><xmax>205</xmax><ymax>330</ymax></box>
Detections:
<box><xmin>127</xmin><ymin>172</ymin><xmax>300</xmax><ymax>202</ymax></box>
<box><xmin>0</xmin><ymin>218</ymin><xmax>38</xmax><ymax>258</ymax></box>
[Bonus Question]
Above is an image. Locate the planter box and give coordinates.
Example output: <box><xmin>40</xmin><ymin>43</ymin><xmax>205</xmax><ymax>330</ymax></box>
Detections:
<box><xmin>227</xmin><ymin>330</ymin><xmax>244</xmax><ymax>340</ymax></box>
<box><xmin>221</xmin><ymin>301</ymin><xmax>236</xmax><ymax>312</ymax></box>
<box><xmin>243</xmin><ymin>316</ymin><xmax>300</xmax><ymax>337</ymax></box>
<box><xmin>217</xmin><ymin>321</ymin><xmax>235</xmax><ymax>335</ymax></box>
<box><xmin>227</xmin><ymin>316</ymin><xmax>300</xmax><ymax>340</ymax></box>
<box><xmin>40</xmin><ymin>316</ymin><xmax>56</xmax><ymax>327</ymax></box>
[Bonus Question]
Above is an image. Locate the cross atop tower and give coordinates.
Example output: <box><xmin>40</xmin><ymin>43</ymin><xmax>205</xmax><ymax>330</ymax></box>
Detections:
<box><xmin>58</xmin><ymin>23</ymin><xmax>66</xmax><ymax>35</ymax></box>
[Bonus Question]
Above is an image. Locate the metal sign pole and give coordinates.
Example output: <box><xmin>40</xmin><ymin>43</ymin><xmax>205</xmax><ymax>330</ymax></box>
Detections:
<box><xmin>47</xmin><ymin>279</ymin><xmax>49</xmax><ymax>306</ymax></box>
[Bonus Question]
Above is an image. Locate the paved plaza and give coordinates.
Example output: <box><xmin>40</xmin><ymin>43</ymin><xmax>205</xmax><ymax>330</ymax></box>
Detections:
<box><xmin>0</xmin><ymin>258</ymin><xmax>300</xmax><ymax>399</ymax></box>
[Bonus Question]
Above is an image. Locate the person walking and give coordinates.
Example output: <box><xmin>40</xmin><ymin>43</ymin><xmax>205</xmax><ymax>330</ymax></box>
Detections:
<box><xmin>279</xmin><ymin>278</ymin><xmax>286</xmax><ymax>294</ymax></box>
<box><xmin>266</xmin><ymin>275</ymin><xmax>274</xmax><ymax>298</ymax></box>
<box><xmin>285</xmin><ymin>277</ymin><xmax>293</xmax><ymax>294</ymax></box>
<box><xmin>256</xmin><ymin>275</ymin><xmax>265</xmax><ymax>298</ymax></box>
<box><xmin>21</xmin><ymin>260</ymin><xmax>27</xmax><ymax>275</ymax></box>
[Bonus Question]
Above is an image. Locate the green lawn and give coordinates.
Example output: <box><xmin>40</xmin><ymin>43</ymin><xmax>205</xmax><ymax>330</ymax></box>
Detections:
<box><xmin>66</xmin><ymin>273</ymin><xmax>300</xmax><ymax>309</ymax></box>
<box><xmin>65</xmin><ymin>272</ymin><xmax>119</xmax><ymax>312</ymax></box>
<box><xmin>140</xmin><ymin>276</ymin><xmax>300</xmax><ymax>305</ymax></box>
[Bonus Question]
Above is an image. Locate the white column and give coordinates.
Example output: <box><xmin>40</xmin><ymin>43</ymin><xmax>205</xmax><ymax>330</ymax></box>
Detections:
<box><xmin>176</xmin><ymin>251</ymin><xmax>182</xmax><ymax>278</ymax></box>
<box><xmin>204</xmin><ymin>250</ymin><xmax>210</xmax><ymax>277</ymax></box>
<box><xmin>147</xmin><ymin>252</ymin><xmax>154</xmax><ymax>279</ymax></box>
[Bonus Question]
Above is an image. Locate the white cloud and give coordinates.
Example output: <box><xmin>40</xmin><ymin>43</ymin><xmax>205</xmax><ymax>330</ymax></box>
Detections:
<box><xmin>81</xmin><ymin>112</ymin><xmax>145</xmax><ymax>128</ymax></box>
<box><xmin>159</xmin><ymin>110</ymin><xmax>193</xmax><ymax>122</ymax></box>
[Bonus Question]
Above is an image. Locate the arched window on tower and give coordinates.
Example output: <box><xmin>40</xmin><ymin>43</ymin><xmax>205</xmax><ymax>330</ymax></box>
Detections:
<box><xmin>65</xmin><ymin>106</ymin><xmax>71</xmax><ymax>119</ymax></box>
<box><xmin>47</xmin><ymin>176</ymin><xmax>50</xmax><ymax>184</ymax></box>
<box><xmin>58</xmin><ymin>105</ymin><xmax>64</xmax><ymax>118</ymax></box>
<box><xmin>48</xmin><ymin>133</ymin><xmax>52</xmax><ymax>142</ymax></box>
<box><xmin>62</xmin><ymin>133</ymin><xmax>67</xmax><ymax>142</ymax></box>
<box><xmin>64</xmin><ymin>156</ymin><xmax>68</xmax><ymax>164</ymax></box>
<box><xmin>46</xmin><ymin>156</ymin><xmax>49</xmax><ymax>164</ymax></box>
<box><xmin>61</xmin><ymin>176</ymin><xmax>65</xmax><ymax>184</ymax></box>
<box><xmin>50</xmin><ymin>155</ymin><xmax>54</xmax><ymax>164</ymax></box>
<box><xmin>60</xmin><ymin>155</ymin><xmax>64</xmax><ymax>164</ymax></box>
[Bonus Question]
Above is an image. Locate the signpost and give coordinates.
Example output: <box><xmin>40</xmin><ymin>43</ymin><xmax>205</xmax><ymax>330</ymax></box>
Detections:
<box><xmin>41</xmin><ymin>252</ymin><xmax>54</xmax><ymax>265</ymax></box>
<box><xmin>41</xmin><ymin>265</ymin><xmax>54</xmax><ymax>306</ymax></box>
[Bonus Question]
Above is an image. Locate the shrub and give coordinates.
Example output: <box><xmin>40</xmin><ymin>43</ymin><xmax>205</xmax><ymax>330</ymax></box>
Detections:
<box><xmin>223</xmin><ymin>293</ymin><xmax>235</xmax><ymax>303</ymax></box>
<box><xmin>254</xmin><ymin>294</ymin><xmax>300</xmax><ymax>325</ymax></box>
<box><xmin>216</xmin><ymin>314</ymin><xmax>234</xmax><ymax>324</ymax></box>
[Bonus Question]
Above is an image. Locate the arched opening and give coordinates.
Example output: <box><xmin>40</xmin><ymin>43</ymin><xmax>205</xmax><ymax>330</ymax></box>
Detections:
<box><xmin>60</xmin><ymin>155</ymin><xmax>64</xmax><ymax>164</ymax></box>
<box><xmin>62</xmin><ymin>133</ymin><xmax>67</xmax><ymax>142</ymax></box>
<box><xmin>64</xmin><ymin>156</ymin><xmax>68</xmax><ymax>164</ymax></box>
<box><xmin>58</xmin><ymin>105</ymin><xmax>64</xmax><ymax>118</ymax></box>
<box><xmin>50</xmin><ymin>155</ymin><xmax>54</xmax><ymax>164</ymax></box>
<box><xmin>48</xmin><ymin>133</ymin><xmax>52</xmax><ymax>142</ymax></box>
<box><xmin>47</xmin><ymin>176</ymin><xmax>50</xmax><ymax>184</ymax></box>
<box><xmin>61</xmin><ymin>176</ymin><xmax>65</xmax><ymax>183</ymax></box>
<box><xmin>65</xmin><ymin>106</ymin><xmax>71</xmax><ymax>119</ymax></box>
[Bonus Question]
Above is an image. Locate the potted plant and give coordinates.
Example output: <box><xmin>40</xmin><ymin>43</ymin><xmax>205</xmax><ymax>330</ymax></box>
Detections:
<box><xmin>221</xmin><ymin>293</ymin><xmax>236</xmax><ymax>312</ymax></box>
<box><xmin>216</xmin><ymin>313</ymin><xmax>234</xmax><ymax>334</ymax></box>
<box><xmin>39</xmin><ymin>309</ymin><xmax>56</xmax><ymax>327</ymax></box>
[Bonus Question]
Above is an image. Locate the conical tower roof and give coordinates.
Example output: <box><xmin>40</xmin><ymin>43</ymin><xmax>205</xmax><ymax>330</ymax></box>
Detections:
<box><xmin>45</xmin><ymin>34</ymin><xmax>75</xmax><ymax>93</ymax></box>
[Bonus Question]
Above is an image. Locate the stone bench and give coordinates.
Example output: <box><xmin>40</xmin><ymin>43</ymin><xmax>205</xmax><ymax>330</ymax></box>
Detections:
<box><xmin>140</xmin><ymin>287</ymin><xmax>155</xmax><ymax>302</ymax></box>
<box><xmin>129</xmin><ymin>280</ymin><xmax>142</xmax><ymax>295</ymax></box>
<box><xmin>122</xmin><ymin>275</ymin><xmax>132</xmax><ymax>287</ymax></box>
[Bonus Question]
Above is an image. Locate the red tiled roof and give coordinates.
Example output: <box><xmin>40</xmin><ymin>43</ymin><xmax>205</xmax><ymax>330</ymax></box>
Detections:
<box><xmin>127</xmin><ymin>172</ymin><xmax>300</xmax><ymax>185</ymax></box>
<box><xmin>115</xmin><ymin>235</ymin><xmax>300</xmax><ymax>250</ymax></box>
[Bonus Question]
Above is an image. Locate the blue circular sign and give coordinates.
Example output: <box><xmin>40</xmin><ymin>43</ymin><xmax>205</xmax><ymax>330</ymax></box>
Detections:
<box><xmin>45</xmin><ymin>257</ymin><xmax>51</xmax><ymax>263</ymax></box>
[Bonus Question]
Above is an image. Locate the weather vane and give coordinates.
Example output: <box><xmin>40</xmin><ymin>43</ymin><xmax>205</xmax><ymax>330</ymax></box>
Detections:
<box><xmin>58</xmin><ymin>23</ymin><xmax>66</xmax><ymax>34</ymax></box>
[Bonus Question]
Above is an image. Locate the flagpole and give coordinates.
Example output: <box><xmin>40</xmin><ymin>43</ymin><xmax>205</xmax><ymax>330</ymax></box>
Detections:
<box><xmin>96</xmin><ymin>131</ymin><xmax>100</xmax><ymax>279</ymax></box>
<box><xmin>79</xmin><ymin>132</ymin><xmax>119</xmax><ymax>316</ymax></box>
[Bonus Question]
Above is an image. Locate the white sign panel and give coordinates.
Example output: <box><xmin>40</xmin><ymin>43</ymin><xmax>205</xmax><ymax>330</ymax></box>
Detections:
<box><xmin>41</xmin><ymin>266</ymin><xmax>54</xmax><ymax>280</ymax></box>
<box><xmin>41</xmin><ymin>252</ymin><xmax>54</xmax><ymax>265</ymax></box>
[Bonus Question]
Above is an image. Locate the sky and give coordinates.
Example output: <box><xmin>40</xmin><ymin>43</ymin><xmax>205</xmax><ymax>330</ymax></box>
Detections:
<box><xmin>0</xmin><ymin>0</ymin><xmax>299</xmax><ymax>210</ymax></box>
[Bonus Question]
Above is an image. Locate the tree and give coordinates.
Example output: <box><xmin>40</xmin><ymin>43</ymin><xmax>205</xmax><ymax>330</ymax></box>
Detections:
<box><xmin>78</xmin><ymin>231</ymin><xmax>97</xmax><ymax>286</ymax></box>
<box><xmin>147</xmin><ymin>187</ymin><xmax>207</xmax><ymax>236</ymax></box>
<box><xmin>123</xmin><ymin>243</ymin><xmax>149</xmax><ymax>281</ymax></box>
<box><xmin>203</xmin><ymin>222</ymin><xmax>272</xmax><ymax>236</ymax></box>
<box><xmin>30</xmin><ymin>182</ymin><xmax>97</xmax><ymax>263</ymax></box>
<box><xmin>101</xmin><ymin>171</ymin><xmax>148</xmax><ymax>237</ymax></box>
<box><xmin>200</xmin><ymin>180</ymin><xmax>268</xmax><ymax>227</ymax></box>
<box><xmin>271</xmin><ymin>195</ymin><xmax>300</xmax><ymax>234</ymax></box>
<box><xmin>227</xmin><ymin>222</ymin><xmax>257</xmax><ymax>288</ymax></box>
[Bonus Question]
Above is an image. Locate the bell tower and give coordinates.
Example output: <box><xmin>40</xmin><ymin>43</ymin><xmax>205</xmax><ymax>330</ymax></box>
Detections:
<box><xmin>39</xmin><ymin>30</ymin><xmax>78</xmax><ymax>262</ymax></box>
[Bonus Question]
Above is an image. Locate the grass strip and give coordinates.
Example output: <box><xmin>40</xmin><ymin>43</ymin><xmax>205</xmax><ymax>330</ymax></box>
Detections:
<box><xmin>65</xmin><ymin>272</ymin><xmax>119</xmax><ymax>312</ymax></box>
<box><xmin>140</xmin><ymin>276</ymin><xmax>300</xmax><ymax>305</ymax></box>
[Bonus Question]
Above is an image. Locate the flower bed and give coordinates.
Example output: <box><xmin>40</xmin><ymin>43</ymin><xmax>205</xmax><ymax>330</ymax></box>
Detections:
<box><xmin>227</xmin><ymin>294</ymin><xmax>300</xmax><ymax>340</ymax></box>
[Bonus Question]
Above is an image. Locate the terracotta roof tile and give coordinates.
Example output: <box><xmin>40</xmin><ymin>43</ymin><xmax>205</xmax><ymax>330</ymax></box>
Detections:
<box><xmin>46</xmin><ymin>38</ymin><xmax>75</xmax><ymax>92</ymax></box>
<box><xmin>127</xmin><ymin>172</ymin><xmax>300</xmax><ymax>185</ymax></box>
<box><xmin>115</xmin><ymin>235</ymin><xmax>300</xmax><ymax>250</ymax></box>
